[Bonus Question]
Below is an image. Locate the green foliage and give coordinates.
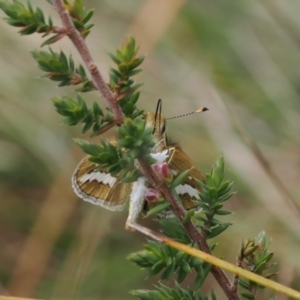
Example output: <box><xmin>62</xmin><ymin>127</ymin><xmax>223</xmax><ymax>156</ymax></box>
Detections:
<box><xmin>159</xmin><ymin>219</ymin><xmax>191</xmax><ymax>244</ymax></box>
<box><xmin>45</xmin><ymin>34</ymin><xmax>150</xmax><ymax>181</ymax></box>
<box><xmin>145</xmin><ymin>202</ymin><xmax>171</xmax><ymax>217</ymax></box>
<box><xmin>108</xmin><ymin>36</ymin><xmax>145</xmax><ymax>118</ymax></box>
<box><xmin>74</xmin><ymin>138</ymin><xmax>126</xmax><ymax>175</ymax></box>
<box><xmin>128</xmin><ymin>158</ymin><xmax>237</xmax><ymax>299</ymax></box>
<box><xmin>32</xmin><ymin>49</ymin><xmax>94</xmax><ymax>91</ymax></box>
<box><xmin>128</xmin><ymin>219</ymin><xmax>213</xmax><ymax>291</ymax></box>
<box><xmin>74</xmin><ymin>138</ymin><xmax>139</xmax><ymax>182</ymax></box>
<box><xmin>0</xmin><ymin>0</ymin><xmax>94</xmax><ymax>45</ymax></box>
<box><xmin>120</xmin><ymin>91</ymin><xmax>144</xmax><ymax>119</ymax></box>
<box><xmin>52</xmin><ymin>94</ymin><xmax>116</xmax><ymax>136</ymax></box>
<box><xmin>194</xmin><ymin>155</ymin><xmax>234</xmax><ymax>239</ymax></box>
<box><xmin>118</xmin><ymin>117</ymin><xmax>155</xmax><ymax>161</ymax></box>
<box><xmin>58</xmin><ymin>0</ymin><xmax>94</xmax><ymax>38</ymax></box>
<box><xmin>0</xmin><ymin>0</ymin><xmax>53</xmax><ymax>35</ymax></box>
<box><xmin>130</xmin><ymin>282</ymin><xmax>217</xmax><ymax>300</ymax></box>
<box><xmin>73</xmin><ymin>116</ymin><xmax>158</xmax><ymax>182</ymax></box>
<box><xmin>239</xmin><ymin>231</ymin><xmax>277</xmax><ymax>298</ymax></box>
<box><xmin>128</xmin><ymin>239</ymin><xmax>211</xmax><ymax>290</ymax></box>
<box><xmin>169</xmin><ymin>168</ymin><xmax>191</xmax><ymax>189</ymax></box>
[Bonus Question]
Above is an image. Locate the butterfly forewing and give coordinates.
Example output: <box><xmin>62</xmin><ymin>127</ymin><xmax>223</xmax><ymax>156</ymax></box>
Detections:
<box><xmin>72</xmin><ymin>157</ymin><xmax>132</xmax><ymax>211</ymax></box>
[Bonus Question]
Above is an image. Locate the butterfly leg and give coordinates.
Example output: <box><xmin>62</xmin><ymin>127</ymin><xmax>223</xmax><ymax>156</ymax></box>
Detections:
<box><xmin>166</xmin><ymin>147</ymin><xmax>176</xmax><ymax>164</ymax></box>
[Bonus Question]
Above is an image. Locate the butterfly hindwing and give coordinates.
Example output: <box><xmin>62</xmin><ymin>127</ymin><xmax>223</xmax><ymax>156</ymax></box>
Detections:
<box><xmin>72</xmin><ymin>157</ymin><xmax>132</xmax><ymax>211</ymax></box>
<box><xmin>168</xmin><ymin>146</ymin><xmax>204</xmax><ymax>210</ymax></box>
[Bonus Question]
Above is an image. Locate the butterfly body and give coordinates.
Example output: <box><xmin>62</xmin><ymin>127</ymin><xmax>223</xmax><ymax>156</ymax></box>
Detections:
<box><xmin>72</xmin><ymin>100</ymin><xmax>206</xmax><ymax>227</ymax></box>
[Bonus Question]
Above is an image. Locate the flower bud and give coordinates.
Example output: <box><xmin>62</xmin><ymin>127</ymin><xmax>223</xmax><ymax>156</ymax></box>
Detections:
<box><xmin>145</xmin><ymin>188</ymin><xmax>161</xmax><ymax>202</ymax></box>
<box><xmin>152</xmin><ymin>162</ymin><xmax>173</xmax><ymax>183</ymax></box>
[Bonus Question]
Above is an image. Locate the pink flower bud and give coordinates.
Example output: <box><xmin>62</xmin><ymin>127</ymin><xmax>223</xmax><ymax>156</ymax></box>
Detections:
<box><xmin>152</xmin><ymin>162</ymin><xmax>173</xmax><ymax>183</ymax></box>
<box><xmin>145</xmin><ymin>188</ymin><xmax>161</xmax><ymax>202</ymax></box>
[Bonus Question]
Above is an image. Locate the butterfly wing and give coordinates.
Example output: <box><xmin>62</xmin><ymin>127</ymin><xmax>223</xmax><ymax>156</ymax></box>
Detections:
<box><xmin>168</xmin><ymin>146</ymin><xmax>204</xmax><ymax>210</ymax></box>
<box><xmin>72</xmin><ymin>157</ymin><xmax>132</xmax><ymax>211</ymax></box>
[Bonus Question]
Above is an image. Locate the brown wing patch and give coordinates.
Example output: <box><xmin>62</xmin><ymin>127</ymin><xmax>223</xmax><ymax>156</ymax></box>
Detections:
<box><xmin>72</xmin><ymin>157</ymin><xmax>132</xmax><ymax>211</ymax></box>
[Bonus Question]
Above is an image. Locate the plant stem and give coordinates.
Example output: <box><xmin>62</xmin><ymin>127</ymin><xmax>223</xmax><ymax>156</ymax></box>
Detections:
<box><xmin>52</xmin><ymin>0</ymin><xmax>124</xmax><ymax>124</ymax></box>
<box><xmin>138</xmin><ymin>159</ymin><xmax>240</xmax><ymax>300</ymax></box>
<box><xmin>231</xmin><ymin>257</ymin><xmax>243</xmax><ymax>293</ymax></box>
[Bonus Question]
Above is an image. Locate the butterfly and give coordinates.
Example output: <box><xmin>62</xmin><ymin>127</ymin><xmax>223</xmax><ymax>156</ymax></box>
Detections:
<box><xmin>72</xmin><ymin>100</ymin><xmax>207</xmax><ymax>228</ymax></box>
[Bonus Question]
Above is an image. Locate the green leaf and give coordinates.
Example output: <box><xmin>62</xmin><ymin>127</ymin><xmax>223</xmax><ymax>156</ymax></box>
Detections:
<box><xmin>174</xmin><ymin>251</ymin><xmax>185</xmax><ymax>265</ymax></box>
<box><xmin>179</xmin><ymin>260</ymin><xmax>191</xmax><ymax>274</ymax></box>
<box><xmin>145</xmin><ymin>202</ymin><xmax>171</xmax><ymax>217</ymax></box>
<box><xmin>149</xmin><ymin>260</ymin><xmax>165</xmax><ymax>277</ymax></box>
<box><xmin>198</xmin><ymin>191</ymin><xmax>210</xmax><ymax>203</ymax></box>
<box><xmin>160</xmin><ymin>262</ymin><xmax>176</xmax><ymax>281</ymax></box>
<box><xmin>211</xmin><ymin>290</ymin><xmax>217</xmax><ymax>300</ymax></box>
<box><xmin>41</xmin><ymin>33</ymin><xmax>65</xmax><ymax>47</ymax></box>
<box><xmin>169</xmin><ymin>169</ymin><xmax>191</xmax><ymax>189</ymax></box>
<box><xmin>177</xmin><ymin>268</ymin><xmax>188</xmax><ymax>283</ymax></box>
<box><xmin>82</xmin><ymin>116</ymin><xmax>93</xmax><ymax>133</ymax></box>
<box><xmin>218</xmin><ymin>191</ymin><xmax>236</xmax><ymax>202</ymax></box>
<box><xmin>211</xmin><ymin>167</ymin><xmax>223</xmax><ymax>189</ymax></box>
<box><xmin>74</xmin><ymin>138</ymin><xmax>101</xmax><ymax>156</ymax></box>
<box><xmin>239</xmin><ymin>278</ymin><xmax>250</xmax><ymax>289</ymax></box>
<box><xmin>208</xmin><ymin>187</ymin><xmax>218</xmax><ymax>201</ymax></box>
<box><xmin>145</xmin><ymin>241</ymin><xmax>161</xmax><ymax>256</ymax></box>
<box><xmin>214</xmin><ymin>209</ymin><xmax>232</xmax><ymax>216</ymax></box>
<box><xmin>159</xmin><ymin>219</ymin><xmax>191</xmax><ymax>244</ymax></box>
<box><xmin>92</xmin><ymin>101</ymin><xmax>103</xmax><ymax>116</ymax></box>
<box><xmin>20</xmin><ymin>24</ymin><xmax>37</xmax><ymax>35</ymax></box>
<box><xmin>206</xmin><ymin>223</ymin><xmax>232</xmax><ymax>239</ymax></box>
<box><xmin>82</xmin><ymin>9</ymin><xmax>94</xmax><ymax>24</ymax></box>
<box><xmin>128</xmin><ymin>55</ymin><xmax>145</xmax><ymax>69</ymax></box>
<box><xmin>108</xmin><ymin>53</ymin><xmax>121</xmax><ymax>64</ymax></box>
<box><xmin>204</xmin><ymin>173</ymin><xmax>214</xmax><ymax>188</ymax></box>
<box><xmin>0</xmin><ymin>0</ymin><xmax>53</xmax><ymax>35</ymax></box>
<box><xmin>241</xmin><ymin>292</ymin><xmax>255</xmax><ymax>300</ymax></box>
<box><xmin>182</xmin><ymin>210</ymin><xmax>194</xmax><ymax>224</ymax></box>
<box><xmin>218</xmin><ymin>181</ymin><xmax>233</xmax><ymax>195</ymax></box>
<box><xmin>73</xmin><ymin>0</ymin><xmax>84</xmax><ymax>19</ymax></box>
<box><xmin>193</xmin><ymin>214</ymin><xmax>207</xmax><ymax>223</ymax></box>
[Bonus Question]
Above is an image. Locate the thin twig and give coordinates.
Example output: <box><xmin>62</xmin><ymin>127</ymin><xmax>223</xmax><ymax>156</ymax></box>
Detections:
<box><xmin>231</xmin><ymin>256</ymin><xmax>243</xmax><ymax>293</ymax></box>
<box><xmin>52</xmin><ymin>0</ymin><xmax>124</xmax><ymax>124</ymax></box>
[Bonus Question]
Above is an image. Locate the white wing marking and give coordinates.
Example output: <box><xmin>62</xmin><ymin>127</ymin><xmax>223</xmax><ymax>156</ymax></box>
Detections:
<box><xmin>175</xmin><ymin>184</ymin><xmax>200</xmax><ymax>199</ymax></box>
<box><xmin>79</xmin><ymin>171</ymin><xmax>117</xmax><ymax>188</ymax></box>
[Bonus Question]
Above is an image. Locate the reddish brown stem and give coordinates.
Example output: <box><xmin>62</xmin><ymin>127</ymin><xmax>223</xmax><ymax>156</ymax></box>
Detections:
<box><xmin>52</xmin><ymin>0</ymin><xmax>124</xmax><ymax>124</ymax></box>
<box><xmin>52</xmin><ymin>26</ymin><xmax>67</xmax><ymax>34</ymax></box>
<box><xmin>138</xmin><ymin>159</ymin><xmax>240</xmax><ymax>300</ymax></box>
<box><xmin>232</xmin><ymin>256</ymin><xmax>243</xmax><ymax>293</ymax></box>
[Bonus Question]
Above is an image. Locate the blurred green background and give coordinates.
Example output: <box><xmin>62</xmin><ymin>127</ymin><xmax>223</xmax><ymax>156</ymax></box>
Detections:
<box><xmin>0</xmin><ymin>0</ymin><xmax>300</xmax><ymax>299</ymax></box>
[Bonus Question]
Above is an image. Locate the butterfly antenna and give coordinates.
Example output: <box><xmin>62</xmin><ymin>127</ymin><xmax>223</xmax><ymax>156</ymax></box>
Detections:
<box><xmin>155</xmin><ymin>99</ymin><xmax>162</xmax><ymax>117</ymax></box>
<box><xmin>154</xmin><ymin>99</ymin><xmax>163</xmax><ymax>132</ymax></box>
<box><xmin>166</xmin><ymin>107</ymin><xmax>208</xmax><ymax>120</ymax></box>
